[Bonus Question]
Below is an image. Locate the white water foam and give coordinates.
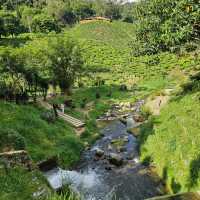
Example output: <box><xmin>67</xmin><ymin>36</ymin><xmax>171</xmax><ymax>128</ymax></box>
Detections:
<box><xmin>44</xmin><ymin>168</ymin><xmax>101</xmax><ymax>191</ymax></box>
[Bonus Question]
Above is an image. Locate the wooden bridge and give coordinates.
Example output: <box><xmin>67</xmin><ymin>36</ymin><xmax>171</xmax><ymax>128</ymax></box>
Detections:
<box><xmin>38</xmin><ymin>100</ymin><xmax>85</xmax><ymax>128</ymax></box>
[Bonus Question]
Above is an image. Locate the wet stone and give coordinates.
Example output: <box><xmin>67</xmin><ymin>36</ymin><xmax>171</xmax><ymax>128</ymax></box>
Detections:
<box><xmin>108</xmin><ymin>153</ymin><xmax>124</xmax><ymax>167</ymax></box>
<box><xmin>95</xmin><ymin>148</ymin><xmax>104</xmax><ymax>157</ymax></box>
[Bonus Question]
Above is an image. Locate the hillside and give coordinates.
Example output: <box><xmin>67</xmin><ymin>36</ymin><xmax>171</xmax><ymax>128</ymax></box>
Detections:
<box><xmin>140</xmin><ymin>80</ymin><xmax>200</xmax><ymax>193</ymax></box>
<box><xmin>0</xmin><ymin>18</ymin><xmax>200</xmax><ymax>200</ymax></box>
<box><xmin>66</xmin><ymin>21</ymin><xmax>200</xmax><ymax>194</ymax></box>
<box><xmin>66</xmin><ymin>21</ymin><xmax>198</xmax><ymax>93</ymax></box>
<box><xmin>0</xmin><ymin>101</ymin><xmax>83</xmax><ymax>167</ymax></box>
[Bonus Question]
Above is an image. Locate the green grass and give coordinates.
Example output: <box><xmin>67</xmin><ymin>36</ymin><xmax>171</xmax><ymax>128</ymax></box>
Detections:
<box><xmin>1</xmin><ymin>20</ymin><xmax>200</xmax><ymax>199</ymax></box>
<box><xmin>64</xmin><ymin>21</ymin><xmax>200</xmax><ymax>89</ymax></box>
<box><xmin>0</xmin><ymin>101</ymin><xmax>83</xmax><ymax>167</ymax></box>
<box><xmin>49</xmin><ymin>85</ymin><xmax>136</xmax><ymax>144</ymax></box>
<box><xmin>140</xmin><ymin>91</ymin><xmax>200</xmax><ymax>193</ymax></box>
<box><xmin>0</xmin><ymin>167</ymin><xmax>49</xmax><ymax>200</ymax></box>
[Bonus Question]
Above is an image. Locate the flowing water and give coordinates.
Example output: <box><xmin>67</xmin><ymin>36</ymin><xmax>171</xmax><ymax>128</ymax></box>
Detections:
<box><xmin>44</xmin><ymin>120</ymin><xmax>164</xmax><ymax>200</ymax></box>
<box><xmin>44</xmin><ymin>101</ymin><xmax>164</xmax><ymax>200</ymax></box>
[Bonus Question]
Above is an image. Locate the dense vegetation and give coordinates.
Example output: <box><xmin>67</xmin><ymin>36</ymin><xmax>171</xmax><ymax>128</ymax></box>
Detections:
<box><xmin>140</xmin><ymin>72</ymin><xmax>200</xmax><ymax>193</ymax></box>
<box><xmin>132</xmin><ymin>0</ymin><xmax>200</xmax><ymax>56</ymax></box>
<box><xmin>0</xmin><ymin>0</ymin><xmax>134</xmax><ymax>35</ymax></box>
<box><xmin>0</xmin><ymin>0</ymin><xmax>200</xmax><ymax>199</ymax></box>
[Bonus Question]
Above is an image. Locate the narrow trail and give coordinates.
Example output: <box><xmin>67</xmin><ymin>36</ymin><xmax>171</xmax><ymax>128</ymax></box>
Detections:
<box><xmin>145</xmin><ymin>89</ymin><xmax>174</xmax><ymax>116</ymax></box>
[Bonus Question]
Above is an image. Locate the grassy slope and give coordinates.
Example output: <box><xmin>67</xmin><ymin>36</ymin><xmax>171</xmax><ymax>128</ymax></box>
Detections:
<box><xmin>0</xmin><ymin>101</ymin><xmax>83</xmax><ymax>167</ymax></box>
<box><xmin>1</xmin><ymin>21</ymin><xmax>200</xmax><ymax>199</ymax></box>
<box><xmin>140</xmin><ymin>91</ymin><xmax>200</xmax><ymax>193</ymax></box>
<box><xmin>67</xmin><ymin>21</ymin><xmax>197</xmax><ymax>89</ymax></box>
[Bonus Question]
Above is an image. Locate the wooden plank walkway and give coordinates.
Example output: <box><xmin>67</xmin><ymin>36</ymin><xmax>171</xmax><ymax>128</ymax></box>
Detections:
<box><xmin>38</xmin><ymin>100</ymin><xmax>85</xmax><ymax>128</ymax></box>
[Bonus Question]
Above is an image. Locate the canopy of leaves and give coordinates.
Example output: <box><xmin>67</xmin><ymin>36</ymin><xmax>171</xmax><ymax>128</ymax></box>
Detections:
<box><xmin>132</xmin><ymin>0</ymin><xmax>200</xmax><ymax>56</ymax></box>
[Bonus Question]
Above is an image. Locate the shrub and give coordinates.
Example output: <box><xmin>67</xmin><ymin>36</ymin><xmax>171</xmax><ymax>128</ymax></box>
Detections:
<box><xmin>95</xmin><ymin>92</ymin><xmax>101</xmax><ymax>99</ymax></box>
<box><xmin>40</xmin><ymin>111</ymin><xmax>56</xmax><ymax>123</ymax></box>
<box><xmin>184</xmin><ymin>42</ymin><xmax>198</xmax><ymax>52</ymax></box>
<box><xmin>140</xmin><ymin>106</ymin><xmax>152</xmax><ymax>119</ymax></box>
<box><xmin>0</xmin><ymin>128</ymin><xmax>26</xmax><ymax>151</ymax></box>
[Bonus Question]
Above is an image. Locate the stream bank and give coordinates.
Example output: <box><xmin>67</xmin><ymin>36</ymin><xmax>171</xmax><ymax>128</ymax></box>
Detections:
<box><xmin>43</xmin><ymin>100</ymin><xmax>166</xmax><ymax>200</ymax></box>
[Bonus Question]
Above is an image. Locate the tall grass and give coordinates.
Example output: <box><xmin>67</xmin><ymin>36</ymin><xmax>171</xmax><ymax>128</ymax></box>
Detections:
<box><xmin>0</xmin><ymin>101</ymin><xmax>83</xmax><ymax>167</ymax></box>
<box><xmin>140</xmin><ymin>91</ymin><xmax>200</xmax><ymax>193</ymax></box>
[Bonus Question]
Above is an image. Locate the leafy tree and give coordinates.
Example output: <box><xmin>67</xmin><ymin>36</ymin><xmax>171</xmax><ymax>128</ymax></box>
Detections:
<box><xmin>105</xmin><ymin>0</ymin><xmax>121</xmax><ymax>20</ymax></box>
<box><xmin>132</xmin><ymin>0</ymin><xmax>200</xmax><ymax>56</ymax></box>
<box><xmin>20</xmin><ymin>6</ymin><xmax>40</xmax><ymax>33</ymax></box>
<box><xmin>31</xmin><ymin>13</ymin><xmax>61</xmax><ymax>33</ymax></box>
<box><xmin>0</xmin><ymin>0</ymin><xmax>33</xmax><ymax>10</ymax></box>
<box><xmin>74</xmin><ymin>2</ymin><xmax>96</xmax><ymax>20</ymax></box>
<box><xmin>0</xmin><ymin>47</ymin><xmax>26</xmax><ymax>95</ymax></box>
<box><xmin>0</xmin><ymin>17</ymin><xmax>5</xmax><ymax>37</ymax></box>
<box><xmin>0</xmin><ymin>12</ymin><xmax>22</xmax><ymax>36</ymax></box>
<box><xmin>48</xmin><ymin>37</ymin><xmax>83</xmax><ymax>94</ymax></box>
<box><xmin>92</xmin><ymin>0</ymin><xmax>107</xmax><ymax>17</ymax></box>
<box><xmin>46</xmin><ymin>0</ymin><xmax>77</xmax><ymax>25</ymax></box>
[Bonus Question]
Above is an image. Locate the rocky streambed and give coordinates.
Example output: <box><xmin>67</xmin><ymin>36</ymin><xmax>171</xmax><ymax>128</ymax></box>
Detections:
<box><xmin>44</xmin><ymin>100</ymin><xmax>165</xmax><ymax>200</ymax></box>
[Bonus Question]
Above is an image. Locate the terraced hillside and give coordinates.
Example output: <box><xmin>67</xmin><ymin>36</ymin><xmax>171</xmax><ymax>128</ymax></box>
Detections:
<box><xmin>67</xmin><ymin>21</ymin><xmax>198</xmax><ymax>90</ymax></box>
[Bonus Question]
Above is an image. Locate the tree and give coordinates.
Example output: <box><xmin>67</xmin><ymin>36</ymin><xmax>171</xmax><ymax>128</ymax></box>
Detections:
<box><xmin>46</xmin><ymin>0</ymin><xmax>78</xmax><ymax>25</ymax></box>
<box><xmin>105</xmin><ymin>0</ymin><xmax>121</xmax><ymax>20</ymax></box>
<box><xmin>0</xmin><ymin>17</ymin><xmax>5</xmax><ymax>38</ymax></box>
<box><xmin>48</xmin><ymin>37</ymin><xmax>83</xmax><ymax>94</ymax></box>
<box><xmin>74</xmin><ymin>2</ymin><xmax>96</xmax><ymax>20</ymax></box>
<box><xmin>20</xmin><ymin>6</ymin><xmax>40</xmax><ymax>33</ymax></box>
<box><xmin>31</xmin><ymin>13</ymin><xmax>61</xmax><ymax>33</ymax></box>
<box><xmin>92</xmin><ymin>0</ymin><xmax>107</xmax><ymax>17</ymax></box>
<box><xmin>0</xmin><ymin>48</ymin><xmax>26</xmax><ymax>96</ymax></box>
<box><xmin>0</xmin><ymin>12</ymin><xmax>22</xmax><ymax>36</ymax></box>
<box><xmin>132</xmin><ymin>0</ymin><xmax>200</xmax><ymax>56</ymax></box>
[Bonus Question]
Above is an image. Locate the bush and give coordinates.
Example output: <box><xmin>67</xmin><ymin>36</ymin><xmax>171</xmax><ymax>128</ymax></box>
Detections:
<box><xmin>40</xmin><ymin>111</ymin><xmax>56</xmax><ymax>123</ymax></box>
<box><xmin>0</xmin><ymin>129</ymin><xmax>26</xmax><ymax>151</ymax></box>
<box><xmin>184</xmin><ymin>42</ymin><xmax>198</xmax><ymax>52</ymax></box>
<box><xmin>140</xmin><ymin>106</ymin><xmax>152</xmax><ymax>119</ymax></box>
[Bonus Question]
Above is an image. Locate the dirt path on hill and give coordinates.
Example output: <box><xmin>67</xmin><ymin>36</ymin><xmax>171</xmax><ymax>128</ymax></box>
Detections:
<box><xmin>145</xmin><ymin>89</ymin><xmax>173</xmax><ymax>116</ymax></box>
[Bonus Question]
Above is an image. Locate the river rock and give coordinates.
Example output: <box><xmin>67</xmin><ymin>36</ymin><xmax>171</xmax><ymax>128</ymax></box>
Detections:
<box><xmin>108</xmin><ymin>153</ymin><xmax>123</xmax><ymax>166</ymax></box>
<box><xmin>123</xmin><ymin>136</ymin><xmax>129</xmax><ymax>142</ymax></box>
<box><xmin>95</xmin><ymin>148</ymin><xmax>104</xmax><ymax>157</ymax></box>
<box><xmin>133</xmin><ymin>114</ymin><xmax>145</xmax><ymax>123</ymax></box>
<box><xmin>105</xmin><ymin>165</ymin><xmax>112</xmax><ymax>171</ymax></box>
<box><xmin>108</xmin><ymin>144</ymin><xmax>112</xmax><ymax>151</ymax></box>
<box><xmin>119</xmin><ymin>147</ymin><xmax>126</xmax><ymax>152</ymax></box>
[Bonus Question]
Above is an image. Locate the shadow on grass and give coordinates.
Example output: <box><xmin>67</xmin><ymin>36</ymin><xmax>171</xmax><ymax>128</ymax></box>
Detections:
<box><xmin>138</xmin><ymin>117</ymin><xmax>161</xmax><ymax>148</ymax></box>
<box><xmin>187</xmin><ymin>154</ymin><xmax>200</xmax><ymax>190</ymax></box>
<box><xmin>0</xmin><ymin>37</ymin><xmax>31</xmax><ymax>47</ymax></box>
<box><xmin>171</xmin><ymin>177</ymin><xmax>181</xmax><ymax>193</ymax></box>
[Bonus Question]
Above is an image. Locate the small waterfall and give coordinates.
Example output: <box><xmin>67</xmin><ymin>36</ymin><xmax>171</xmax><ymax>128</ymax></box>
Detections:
<box><xmin>44</xmin><ymin>168</ymin><xmax>101</xmax><ymax>192</ymax></box>
<box><xmin>42</xmin><ymin>117</ymin><xmax>164</xmax><ymax>200</ymax></box>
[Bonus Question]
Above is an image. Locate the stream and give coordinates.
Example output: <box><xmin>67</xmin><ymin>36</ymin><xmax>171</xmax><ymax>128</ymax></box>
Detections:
<box><xmin>44</xmin><ymin>102</ymin><xmax>164</xmax><ymax>200</ymax></box>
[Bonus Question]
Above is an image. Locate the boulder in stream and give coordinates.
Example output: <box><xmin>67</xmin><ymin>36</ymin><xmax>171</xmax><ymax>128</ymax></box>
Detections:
<box><xmin>108</xmin><ymin>153</ymin><xmax>123</xmax><ymax>166</ymax></box>
<box><xmin>95</xmin><ymin>148</ymin><xmax>104</xmax><ymax>157</ymax></box>
<box><xmin>133</xmin><ymin>114</ymin><xmax>145</xmax><ymax>123</ymax></box>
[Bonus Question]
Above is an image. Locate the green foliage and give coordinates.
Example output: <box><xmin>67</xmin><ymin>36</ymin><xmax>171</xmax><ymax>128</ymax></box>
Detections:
<box><xmin>48</xmin><ymin>37</ymin><xmax>83</xmax><ymax>94</ymax></box>
<box><xmin>132</xmin><ymin>0</ymin><xmax>200</xmax><ymax>55</ymax></box>
<box><xmin>0</xmin><ymin>16</ymin><xmax>5</xmax><ymax>37</ymax></box>
<box><xmin>140</xmin><ymin>91</ymin><xmax>200</xmax><ymax>193</ymax></box>
<box><xmin>104</xmin><ymin>1</ymin><xmax>121</xmax><ymax>20</ymax></box>
<box><xmin>0</xmin><ymin>10</ymin><xmax>23</xmax><ymax>36</ymax></box>
<box><xmin>31</xmin><ymin>13</ymin><xmax>61</xmax><ymax>33</ymax></box>
<box><xmin>0</xmin><ymin>101</ymin><xmax>83</xmax><ymax>166</ymax></box>
<box><xmin>40</xmin><ymin>111</ymin><xmax>56</xmax><ymax>124</ymax></box>
<box><xmin>0</xmin><ymin>128</ymin><xmax>26</xmax><ymax>150</ymax></box>
<box><xmin>0</xmin><ymin>167</ymin><xmax>48</xmax><ymax>200</ymax></box>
